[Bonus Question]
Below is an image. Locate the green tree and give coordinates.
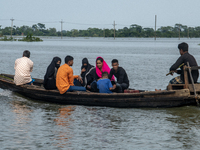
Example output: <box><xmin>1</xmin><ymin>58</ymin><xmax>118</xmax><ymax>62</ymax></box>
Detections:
<box><xmin>157</xmin><ymin>26</ymin><xmax>174</xmax><ymax>37</ymax></box>
<box><xmin>142</xmin><ymin>28</ymin><xmax>154</xmax><ymax>37</ymax></box>
<box><xmin>37</xmin><ymin>23</ymin><xmax>45</xmax><ymax>30</ymax></box>
<box><xmin>2</xmin><ymin>27</ymin><xmax>11</xmax><ymax>35</ymax></box>
<box><xmin>32</xmin><ymin>24</ymin><xmax>38</xmax><ymax>31</ymax></box>
<box><xmin>48</xmin><ymin>28</ymin><xmax>57</xmax><ymax>36</ymax></box>
<box><xmin>104</xmin><ymin>29</ymin><xmax>111</xmax><ymax>37</ymax></box>
<box><xmin>71</xmin><ymin>29</ymin><xmax>79</xmax><ymax>37</ymax></box>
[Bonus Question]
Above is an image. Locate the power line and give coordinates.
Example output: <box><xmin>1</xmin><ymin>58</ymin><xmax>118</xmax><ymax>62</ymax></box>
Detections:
<box><xmin>63</xmin><ymin>22</ymin><xmax>111</xmax><ymax>26</ymax></box>
<box><xmin>14</xmin><ymin>19</ymin><xmax>59</xmax><ymax>24</ymax></box>
<box><xmin>0</xmin><ymin>19</ymin><xmax>10</xmax><ymax>21</ymax></box>
<box><xmin>1</xmin><ymin>18</ymin><xmax>200</xmax><ymax>30</ymax></box>
<box><xmin>2</xmin><ymin>18</ymin><xmax>112</xmax><ymax>26</ymax></box>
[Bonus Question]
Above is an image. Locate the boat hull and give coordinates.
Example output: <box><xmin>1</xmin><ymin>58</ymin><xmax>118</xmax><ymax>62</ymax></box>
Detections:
<box><xmin>0</xmin><ymin>74</ymin><xmax>197</xmax><ymax>108</ymax></box>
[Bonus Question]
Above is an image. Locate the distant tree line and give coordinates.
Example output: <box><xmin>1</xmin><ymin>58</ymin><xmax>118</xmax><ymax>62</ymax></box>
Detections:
<box><xmin>1</xmin><ymin>23</ymin><xmax>200</xmax><ymax>38</ymax></box>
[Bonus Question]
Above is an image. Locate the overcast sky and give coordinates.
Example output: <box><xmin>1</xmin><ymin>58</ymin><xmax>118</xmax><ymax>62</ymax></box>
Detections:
<box><xmin>0</xmin><ymin>0</ymin><xmax>199</xmax><ymax>31</ymax></box>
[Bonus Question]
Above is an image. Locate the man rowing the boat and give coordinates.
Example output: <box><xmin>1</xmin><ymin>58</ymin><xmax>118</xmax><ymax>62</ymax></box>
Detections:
<box><xmin>169</xmin><ymin>42</ymin><xmax>199</xmax><ymax>84</ymax></box>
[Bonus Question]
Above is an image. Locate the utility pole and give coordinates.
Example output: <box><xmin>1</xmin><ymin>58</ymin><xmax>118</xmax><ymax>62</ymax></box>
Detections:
<box><xmin>178</xmin><ymin>24</ymin><xmax>180</xmax><ymax>40</ymax></box>
<box><xmin>113</xmin><ymin>21</ymin><xmax>116</xmax><ymax>40</ymax></box>
<box><xmin>154</xmin><ymin>15</ymin><xmax>157</xmax><ymax>40</ymax></box>
<box><xmin>60</xmin><ymin>19</ymin><xmax>63</xmax><ymax>39</ymax></box>
<box><xmin>103</xmin><ymin>28</ymin><xmax>105</xmax><ymax>38</ymax></box>
<box><xmin>10</xmin><ymin>18</ymin><xmax>14</xmax><ymax>38</ymax></box>
<box><xmin>187</xmin><ymin>27</ymin><xmax>189</xmax><ymax>39</ymax></box>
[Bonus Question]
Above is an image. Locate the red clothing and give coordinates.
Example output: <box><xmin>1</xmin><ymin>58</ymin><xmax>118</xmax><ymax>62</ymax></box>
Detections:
<box><xmin>56</xmin><ymin>64</ymin><xmax>78</xmax><ymax>94</ymax></box>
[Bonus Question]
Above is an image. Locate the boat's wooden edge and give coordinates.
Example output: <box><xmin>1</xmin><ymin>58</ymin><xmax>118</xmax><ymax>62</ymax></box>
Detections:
<box><xmin>167</xmin><ymin>83</ymin><xmax>200</xmax><ymax>93</ymax></box>
<box><xmin>0</xmin><ymin>73</ymin><xmax>43</xmax><ymax>84</ymax></box>
<box><xmin>0</xmin><ymin>73</ymin><xmax>191</xmax><ymax>97</ymax></box>
<box><xmin>21</xmin><ymin>84</ymin><xmax>177</xmax><ymax>96</ymax></box>
<box><xmin>0</xmin><ymin>73</ymin><xmax>196</xmax><ymax>108</ymax></box>
<box><xmin>0</xmin><ymin>74</ymin><xmax>14</xmax><ymax>79</ymax></box>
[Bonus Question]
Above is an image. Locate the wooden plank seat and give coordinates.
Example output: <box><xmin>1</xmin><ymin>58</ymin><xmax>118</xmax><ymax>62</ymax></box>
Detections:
<box><xmin>167</xmin><ymin>84</ymin><xmax>186</xmax><ymax>90</ymax></box>
<box><xmin>167</xmin><ymin>83</ymin><xmax>200</xmax><ymax>93</ymax></box>
<box><xmin>167</xmin><ymin>65</ymin><xmax>200</xmax><ymax>93</ymax></box>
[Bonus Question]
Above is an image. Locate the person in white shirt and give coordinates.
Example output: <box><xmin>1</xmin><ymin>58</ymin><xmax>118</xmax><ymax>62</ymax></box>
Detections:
<box><xmin>14</xmin><ymin>50</ymin><xmax>34</xmax><ymax>85</ymax></box>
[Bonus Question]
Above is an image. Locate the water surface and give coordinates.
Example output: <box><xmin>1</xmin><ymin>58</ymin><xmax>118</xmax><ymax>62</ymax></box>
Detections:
<box><xmin>0</xmin><ymin>37</ymin><xmax>200</xmax><ymax>149</ymax></box>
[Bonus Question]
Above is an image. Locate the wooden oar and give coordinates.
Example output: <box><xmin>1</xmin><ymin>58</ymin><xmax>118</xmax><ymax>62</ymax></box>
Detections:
<box><xmin>187</xmin><ymin>62</ymin><xmax>199</xmax><ymax>106</ymax></box>
<box><xmin>166</xmin><ymin>63</ymin><xmax>184</xmax><ymax>76</ymax></box>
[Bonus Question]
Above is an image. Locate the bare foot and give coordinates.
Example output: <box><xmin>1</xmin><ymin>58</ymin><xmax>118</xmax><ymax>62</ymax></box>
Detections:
<box><xmin>155</xmin><ymin>89</ymin><xmax>161</xmax><ymax>91</ymax></box>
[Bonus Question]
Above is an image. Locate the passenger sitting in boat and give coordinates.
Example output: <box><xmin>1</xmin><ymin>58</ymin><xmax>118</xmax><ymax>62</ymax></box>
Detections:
<box><xmin>109</xmin><ymin>59</ymin><xmax>129</xmax><ymax>93</ymax></box>
<box><xmin>56</xmin><ymin>55</ymin><xmax>86</xmax><ymax>94</ymax></box>
<box><xmin>80</xmin><ymin>58</ymin><xmax>95</xmax><ymax>87</ymax></box>
<box><xmin>169</xmin><ymin>42</ymin><xmax>199</xmax><ymax>84</ymax></box>
<box><xmin>43</xmin><ymin>57</ymin><xmax>61</xmax><ymax>90</ymax></box>
<box><xmin>14</xmin><ymin>50</ymin><xmax>34</xmax><ymax>85</ymax></box>
<box><xmin>97</xmin><ymin>71</ymin><xmax>116</xmax><ymax>93</ymax></box>
<box><xmin>87</xmin><ymin>57</ymin><xmax>115</xmax><ymax>92</ymax></box>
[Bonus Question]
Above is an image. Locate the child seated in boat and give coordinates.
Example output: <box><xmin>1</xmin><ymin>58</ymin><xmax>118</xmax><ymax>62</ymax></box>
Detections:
<box><xmin>97</xmin><ymin>71</ymin><xmax>116</xmax><ymax>93</ymax></box>
<box><xmin>14</xmin><ymin>50</ymin><xmax>34</xmax><ymax>85</ymax></box>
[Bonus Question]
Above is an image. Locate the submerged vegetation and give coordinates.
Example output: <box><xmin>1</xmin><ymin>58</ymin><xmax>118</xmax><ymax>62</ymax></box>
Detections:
<box><xmin>1</xmin><ymin>23</ymin><xmax>200</xmax><ymax>38</ymax></box>
<box><xmin>0</xmin><ymin>36</ymin><xmax>17</xmax><ymax>41</ymax></box>
<box><xmin>0</xmin><ymin>34</ymin><xmax>42</xmax><ymax>42</ymax></box>
<box><xmin>18</xmin><ymin>33</ymin><xmax>43</xmax><ymax>42</ymax></box>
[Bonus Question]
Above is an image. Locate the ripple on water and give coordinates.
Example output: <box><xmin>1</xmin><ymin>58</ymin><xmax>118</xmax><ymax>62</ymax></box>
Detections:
<box><xmin>1</xmin><ymin>38</ymin><xmax>200</xmax><ymax>149</ymax></box>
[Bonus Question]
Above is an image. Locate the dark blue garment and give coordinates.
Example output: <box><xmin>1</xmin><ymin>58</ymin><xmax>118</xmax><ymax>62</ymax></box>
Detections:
<box><xmin>67</xmin><ymin>79</ymin><xmax>86</xmax><ymax>92</ymax></box>
<box><xmin>90</xmin><ymin>81</ymin><xmax>99</xmax><ymax>92</ymax></box>
<box><xmin>97</xmin><ymin>79</ymin><xmax>113</xmax><ymax>93</ymax></box>
<box><xmin>67</xmin><ymin>86</ymin><xmax>86</xmax><ymax>92</ymax></box>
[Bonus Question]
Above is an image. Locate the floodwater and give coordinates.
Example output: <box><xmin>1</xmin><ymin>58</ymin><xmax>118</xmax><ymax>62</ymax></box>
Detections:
<box><xmin>0</xmin><ymin>37</ymin><xmax>200</xmax><ymax>149</ymax></box>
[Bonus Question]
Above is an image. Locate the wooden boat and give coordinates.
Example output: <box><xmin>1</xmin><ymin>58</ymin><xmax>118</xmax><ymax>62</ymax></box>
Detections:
<box><xmin>1</xmin><ymin>65</ymin><xmax>200</xmax><ymax>108</ymax></box>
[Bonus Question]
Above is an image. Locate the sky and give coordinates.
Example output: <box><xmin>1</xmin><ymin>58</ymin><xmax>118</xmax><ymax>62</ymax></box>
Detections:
<box><xmin>0</xmin><ymin>0</ymin><xmax>200</xmax><ymax>31</ymax></box>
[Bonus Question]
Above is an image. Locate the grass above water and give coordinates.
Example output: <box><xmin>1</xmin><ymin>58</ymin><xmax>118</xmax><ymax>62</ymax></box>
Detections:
<box><xmin>0</xmin><ymin>36</ymin><xmax>17</xmax><ymax>41</ymax></box>
<box><xmin>0</xmin><ymin>33</ymin><xmax>43</xmax><ymax>42</ymax></box>
<box><xmin>18</xmin><ymin>33</ymin><xmax>43</xmax><ymax>42</ymax></box>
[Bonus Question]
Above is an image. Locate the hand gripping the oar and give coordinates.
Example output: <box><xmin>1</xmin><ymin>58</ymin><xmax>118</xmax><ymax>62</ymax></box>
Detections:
<box><xmin>166</xmin><ymin>63</ymin><xmax>184</xmax><ymax>76</ymax></box>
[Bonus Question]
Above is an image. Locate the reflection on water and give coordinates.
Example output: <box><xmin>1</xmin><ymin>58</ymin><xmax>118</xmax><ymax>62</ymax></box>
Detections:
<box><xmin>1</xmin><ymin>94</ymin><xmax>200</xmax><ymax>149</ymax></box>
<box><xmin>54</xmin><ymin>106</ymin><xmax>76</xmax><ymax>148</ymax></box>
<box><xmin>10</xmin><ymin>101</ymin><xmax>33</xmax><ymax>147</ymax></box>
<box><xmin>12</xmin><ymin>101</ymin><xmax>33</xmax><ymax>126</ymax></box>
<box><xmin>1</xmin><ymin>38</ymin><xmax>200</xmax><ymax>149</ymax></box>
<box><xmin>166</xmin><ymin>107</ymin><xmax>200</xmax><ymax>149</ymax></box>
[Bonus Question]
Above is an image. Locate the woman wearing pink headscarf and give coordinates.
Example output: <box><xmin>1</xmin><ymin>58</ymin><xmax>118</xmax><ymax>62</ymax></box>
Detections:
<box><xmin>87</xmin><ymin>57</ymin><xmax>115</xmax><ymax>92</ymax></box>
<box><xmin>95</xmin><ymin>57</ymin><xmax>115</xmax><ymax>81</ymax></box>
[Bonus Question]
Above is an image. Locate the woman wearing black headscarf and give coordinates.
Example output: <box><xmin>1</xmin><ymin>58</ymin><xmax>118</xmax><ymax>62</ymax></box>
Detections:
<box><xmin>81</xmin><ymin>58</ymin><xmax>95</xmax><ymax>87</ymax></box>
<box><xmin>44</xmin><ymin>57</ymin><xmax>61</xmax><ymax>90</ymax></box>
